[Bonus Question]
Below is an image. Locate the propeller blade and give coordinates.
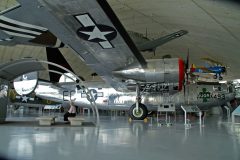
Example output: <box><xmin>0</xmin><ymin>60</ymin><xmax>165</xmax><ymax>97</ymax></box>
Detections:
<box><xmin>185</xmin><ymin>49</ymin><xmax>190</xmax><ymax>84</ymax></box>
<box><xmin>184</xmin><ymin>82</ymin><xmax>186</xmax><ymax>97</ymax></box>
<box><xmin>186</xmin><ymin>49</ymin><xmax>189</xmax><ymax>69</ymax></box>
<box><xmin>183</xmin><ymin>49</ymin><xmax>190</xmax><ymax>98</ymax></box>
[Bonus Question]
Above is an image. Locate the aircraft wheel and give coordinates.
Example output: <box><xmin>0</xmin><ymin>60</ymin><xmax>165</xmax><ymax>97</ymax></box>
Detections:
<box><xmin>213</xmin><ymin>75</ymin><xmax>217</xmax><ymax>79</ymax></box>
<box><xmin>219</xmin><ymin>76</ymin><xmax>223</xmax><ymax>80</ymax></box>
<box><xmin>129</xmin><ymin>103</ymin><xmax>148</xmax><ymax>120</ymax></box>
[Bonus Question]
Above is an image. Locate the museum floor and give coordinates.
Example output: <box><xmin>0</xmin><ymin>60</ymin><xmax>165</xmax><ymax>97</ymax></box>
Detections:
<box><xmin>0</xmin><ymin>110</ymin><xmax>239</xmax><ymax>160</ymax></box>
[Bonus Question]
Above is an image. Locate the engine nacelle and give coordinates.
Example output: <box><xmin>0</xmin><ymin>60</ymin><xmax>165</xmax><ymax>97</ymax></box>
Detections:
<box><xmin>113</xmin><ymin>58</ymin><xmax>185</xmax><ymax>91</ymax></box>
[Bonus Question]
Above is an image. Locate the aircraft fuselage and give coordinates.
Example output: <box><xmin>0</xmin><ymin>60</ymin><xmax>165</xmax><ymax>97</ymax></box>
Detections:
<box><xmin>36</xmin><ymin>82</ymin><xmax>235</xmax><ymax>112</ymax></box>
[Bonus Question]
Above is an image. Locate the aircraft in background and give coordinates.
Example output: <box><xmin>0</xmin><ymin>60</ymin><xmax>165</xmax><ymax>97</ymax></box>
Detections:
<box><xmin>128</xmin><ymin>30</ymin><xmax>188</xmax><ymax>55</ymax></box>
<box><xmin>0</xmin><ymin>0</ymin><xmax>190</xmax><ymax>119</ymax></box>
<box><xmin>190</xmin><ymin>58</ymin><xmax>227</xmax><ymax>81</ymax></box>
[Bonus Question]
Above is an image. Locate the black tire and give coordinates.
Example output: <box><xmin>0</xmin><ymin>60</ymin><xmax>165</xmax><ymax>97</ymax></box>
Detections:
<box><xmin>213</xmin><ymin>75</ymin><xmax>217</xmax><ymax>79</ymax></box>
<box><xmin>129</xmin><ymin>103</ymin><xmax>148</xmax><ymax>120</ymax></box>
<box><xmin>219</xmin><ymin>76</ymin><xmax>223</xmax><ymax>80</ymax></box>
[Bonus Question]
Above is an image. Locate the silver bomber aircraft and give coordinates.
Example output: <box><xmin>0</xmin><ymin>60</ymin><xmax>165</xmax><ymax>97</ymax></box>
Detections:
<box><xmin>0</xmin><ymin>0</ymin><xmax>235</xmax><ymax>120</ymax></box>
<box><xmin>34</xmin><ymin>80</ymin><xmax>235</xmax><ymax>120</ymax></box>
<box><xmin>0</xmin><ymin>0</ymin><xmax>189</xmax><ymax>119</ymax></box>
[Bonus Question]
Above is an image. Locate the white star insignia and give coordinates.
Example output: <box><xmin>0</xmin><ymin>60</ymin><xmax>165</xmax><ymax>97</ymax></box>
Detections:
<box><xmin>22</xmin><ymin>96</ymin><xmax>28</xmax><ymax>102</ymax></box>
<box><xmin>91</xmin><ymin>91</ymin><xmax>97</xmax><ymax>97</ymax></box>
<box><xmin>80</xmin><ymin>26</ymin><xmax>113</xmax><ymax>41</ymax></box>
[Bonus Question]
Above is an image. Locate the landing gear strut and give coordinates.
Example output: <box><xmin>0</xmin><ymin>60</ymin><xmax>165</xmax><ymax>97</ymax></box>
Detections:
<box><xmin>135</xmin><ymin>83</ymin><xmax>141</xmax><ymax>112</ymax></box>
<box><xmin>128</xmin><ymin>84</ymin><xmax>148</xmax><ymax>120</ymax></box>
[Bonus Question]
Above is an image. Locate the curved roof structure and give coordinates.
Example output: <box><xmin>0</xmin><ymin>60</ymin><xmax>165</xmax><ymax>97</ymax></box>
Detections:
<box><xmin>0</xmin><ymin>0</ymin><xmax>239</xmax><ymax>82</ymax></box>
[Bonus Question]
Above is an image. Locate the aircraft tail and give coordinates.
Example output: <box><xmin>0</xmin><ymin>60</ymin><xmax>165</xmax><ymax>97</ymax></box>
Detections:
<box><xmin>137</xmin><ymin>30</ymin><xmax>188</xmax><ymax>52</ymax></box>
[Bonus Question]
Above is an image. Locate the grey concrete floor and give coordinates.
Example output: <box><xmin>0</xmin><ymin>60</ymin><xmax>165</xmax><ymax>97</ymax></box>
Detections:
<box><xmin>0</xmin><ymin>111</ymin><xmax>240</xmax><ymax>160</ymax></box>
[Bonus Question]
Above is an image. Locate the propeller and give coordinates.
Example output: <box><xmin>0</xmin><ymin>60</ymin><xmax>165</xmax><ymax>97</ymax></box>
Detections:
<box><xmin>183</xmin><ymin>49</ymin><xmax>190</xmax><ymax>98</ymax></box>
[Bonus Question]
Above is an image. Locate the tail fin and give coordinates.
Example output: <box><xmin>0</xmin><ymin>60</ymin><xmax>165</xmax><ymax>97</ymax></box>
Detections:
<box><xmin>137</xmin><ymin>30</ymin><xmax>188</xmax><ymax>52</ymax></box>
<box><xmin>46</xmin><ymin>47</ymin><xmax>74</xmax><ymax>82</ymax></box>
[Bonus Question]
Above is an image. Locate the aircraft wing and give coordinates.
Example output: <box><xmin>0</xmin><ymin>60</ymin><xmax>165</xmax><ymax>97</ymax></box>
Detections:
<box><xmin>137</xmin><ymin>30</ymin><xmax>188</xmax><ymax>52</ymax></box>
<box><xmin>40</xmin><ymin>0</ymin><xmax>147</xmax><ymax>91</ymax></box>
<box><xmin>0</xmin><ymin>29</ymin><xmax>14</xmax><ymax>44</ymax></box>
<box><xmin>1</xmin><ymin>0</ymin><xmax>147</xmax><ymax>91</ymax></box>
<box><xmin>201</xmin><ymin>57</ymin><xmax>224</xmax><ymax>66</ymax></box>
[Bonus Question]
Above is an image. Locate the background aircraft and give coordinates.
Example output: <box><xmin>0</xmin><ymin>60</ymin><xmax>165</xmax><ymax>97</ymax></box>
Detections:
<box><xmin>128</xmin><ymin>30</ymin><xmax>188</xmax><ymax>55</ymax></box>
<box><xmin>190</xmin><ymin>58</ymin><xmax>227</xmax><ymax>81</ymax></box>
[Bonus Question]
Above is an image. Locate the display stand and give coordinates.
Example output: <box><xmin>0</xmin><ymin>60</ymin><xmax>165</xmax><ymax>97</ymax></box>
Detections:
<box><xmin>232</xmin><ymin>105</ymin><xmax>240</xmax><ymax>124</ymax></box>
<box><xmin>224</xmin><ymin>105</ymin><xmax>231</xmax><ymax>119</ymax></box>
<box><xmin>181</xmin><ymin>105</ymin><xmax>202</xmax><ymax>128</ymax></box>
<box><xmin>157</xmin><ymin>103</ymin><xmax>176</xmax><ymax>126</ymax></box>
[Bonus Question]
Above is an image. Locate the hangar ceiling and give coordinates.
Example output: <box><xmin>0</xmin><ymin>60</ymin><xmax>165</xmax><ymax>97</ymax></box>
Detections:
<box><xmin>0</xmin><ymin>0</ymin><xmax>240</xmax><ymax>82</ymax></box>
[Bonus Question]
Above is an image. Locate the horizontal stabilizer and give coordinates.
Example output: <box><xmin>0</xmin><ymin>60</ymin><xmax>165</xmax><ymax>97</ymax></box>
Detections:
<box><xmin>137</xmin><ymin>30</ymin><xmax>188</xmax><ymax>52</ymax></box>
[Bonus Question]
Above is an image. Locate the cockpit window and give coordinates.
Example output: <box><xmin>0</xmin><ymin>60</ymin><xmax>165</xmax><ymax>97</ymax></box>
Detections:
<box><xmin>0</xmin><ymin>0</ymin><xmax>20</xmax><ymax>14</ymax></box>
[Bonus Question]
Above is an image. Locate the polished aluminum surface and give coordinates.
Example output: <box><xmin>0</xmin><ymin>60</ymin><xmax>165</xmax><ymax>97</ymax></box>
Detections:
<box><xmin>113</xmin><ymin>58</ymin><xmax>180</xmax><ymax>83</ymax></box>
<box><xmin>36</xmin><ymin>82</ymin><xmax>235</xmax><ymax>111</ymax></box>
